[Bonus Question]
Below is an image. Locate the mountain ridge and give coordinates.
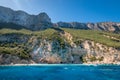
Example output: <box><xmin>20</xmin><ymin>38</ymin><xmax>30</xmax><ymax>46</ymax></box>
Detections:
<box><xmin>0</xmin><ymin>6</ymin><xmax>52</xmax><ymax>30</ymax></box>
<box><xmin>0</xmin><ymin>6</ymin><xmax>120</xmax><ymax>33</ymax></box>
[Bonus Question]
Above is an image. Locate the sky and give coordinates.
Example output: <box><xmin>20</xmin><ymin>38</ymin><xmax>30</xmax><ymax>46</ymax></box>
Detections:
<box><xmin>0</xmin><ymin>0</ymin><xmax>120</xmax><ymax>23</ymax></box>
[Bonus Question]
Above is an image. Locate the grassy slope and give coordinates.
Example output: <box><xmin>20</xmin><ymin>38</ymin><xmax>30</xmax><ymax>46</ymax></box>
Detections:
<box><xmin>0</xmin><ymin>28</ymin><xmax>120</xmax><ymax>48</ymax></box>
<box><xmin>0</xmin><ymin>28</ymin><xmax>58</xmax><ymax>59</ymax></box>
<box><xmin>0</xmin><ymin>28</ymin><xmax>120</xmax><ymax>59</ymax></box>
<box><xmin>63</xmin><ymin>28</ymin><xmax>120</xmax><ymax>48</ymax></box>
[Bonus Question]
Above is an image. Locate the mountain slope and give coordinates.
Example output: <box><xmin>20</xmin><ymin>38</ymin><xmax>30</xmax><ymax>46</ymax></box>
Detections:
<box><xmin>0</xmin><ymin>28</ymin><xmax>120</xmax><ymax>64</ymax></box>
<box><xmin>0</xmin><ymin>6</ymin><xmax>120</xmax><ymax>32</ymax></box>
<box><xmin>55</xmin><ymin>22</ymin><xmax>120</xmax><ymax>33</ymax></box>
<box><xmin>0</xmin><ymin>6</ymin><xmax>52</xmax><ymax>30</ymax></box>
<box><xmin>0</xmin><ymin>6</ymin><xmax>120</xmax><ymax>64</ymax></box>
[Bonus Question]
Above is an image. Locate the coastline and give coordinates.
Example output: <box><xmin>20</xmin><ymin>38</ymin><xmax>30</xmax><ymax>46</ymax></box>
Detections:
<box><xmin>1</xmin><ymin>63</ymin><xmax>120</xmax><ymax>66</ymax></box>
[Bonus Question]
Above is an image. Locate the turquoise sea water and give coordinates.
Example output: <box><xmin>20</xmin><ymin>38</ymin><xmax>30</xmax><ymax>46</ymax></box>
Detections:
<box><xmin>0</xmin><ymin>64</ymin><xmax>120</xmax><ymax>80</ymax></box>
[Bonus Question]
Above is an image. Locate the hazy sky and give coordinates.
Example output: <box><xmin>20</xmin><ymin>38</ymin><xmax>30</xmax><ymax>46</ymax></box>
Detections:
<box><xmin>0</xmin><ymin>0</ymin><xmax>120</xmax><ymax>23</ymax></box>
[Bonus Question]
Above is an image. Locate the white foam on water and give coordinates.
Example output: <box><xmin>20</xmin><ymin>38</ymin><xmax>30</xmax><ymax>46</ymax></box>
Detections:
<box><xmin>0</xmin><ymin>63</ymin><xmax>120</xmax><ymax>66</ymax></box>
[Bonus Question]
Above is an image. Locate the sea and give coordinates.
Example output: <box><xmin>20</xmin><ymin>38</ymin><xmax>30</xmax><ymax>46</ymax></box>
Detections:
<box><xmin>0</xmin><ymin>64</ymin><xmax>120</xmax><ymax>80</ymax></box>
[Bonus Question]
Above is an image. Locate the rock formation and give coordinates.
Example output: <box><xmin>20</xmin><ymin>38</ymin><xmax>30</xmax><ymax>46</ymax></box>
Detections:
<box><xmin>0</xmin><ymin>6</ymin><xmax>120</xmax><ymax>64</ymax></box>
<box><xmin>0</xmin><ymin>6</ymin><xmax>120</xmax><ymax>32</ymax></box>
<box><xmin>55</xmin><ymin>22</ymin><xmax>120</xmax><ymax>33</ymax></box>
<box><xmin>0</xmin><ymin>6</ymin><xmax>52</xmax><ymax>30</ymax></box>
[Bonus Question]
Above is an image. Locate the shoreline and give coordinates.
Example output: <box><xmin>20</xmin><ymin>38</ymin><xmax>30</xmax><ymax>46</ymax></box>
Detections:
<box><xmin>1</xmin><ymin>63</ymin><xmax>120</xmax><ymax>66</ymax></box>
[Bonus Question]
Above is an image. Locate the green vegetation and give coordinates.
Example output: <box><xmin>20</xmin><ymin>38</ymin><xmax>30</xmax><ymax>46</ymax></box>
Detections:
<box><xmin>34</xmin><ymin>28</ymin><xmax>57</xmax><ymax>39</ymax></box>
<box><xmin>89</xmin><ymin>56</ymin><xmax>104</xmax><ymax>62</ymax></box>
<box><xmin>89</xmin><ymin>56</ymin><xmax>97</xmax><ymax>62</ymax></box>
<box><xmin>0</xmin><ymin>29</ymin><xmax>32</xmax><ymax>35</ymax></box>
<box><xmin>50</xmin><ymin>32</ymin><xmax>66</xmax><ymax>48</ymax></box>
<box><xmin>98</xmin><ymin>56</ymin><xmax>104</xmax><ymax>61</ymax></box>
<box><xmin>63</xmin><ymin>28</ymin><xmax>120</xmax><ymax>48</ymax></box>
<box><xmin>0</xmin><ymin>27</ymin><xmax>119</xmax><ymax>59</ymax></box>
<box><xmin>0</xmin><ymin>47</ymin><xmax>31</xmax><ymax>59</ymax></box>
<box><xmin>0</xmin><ymin>28</ymin><xmax>58</xmax><ymax>59</ymax></box>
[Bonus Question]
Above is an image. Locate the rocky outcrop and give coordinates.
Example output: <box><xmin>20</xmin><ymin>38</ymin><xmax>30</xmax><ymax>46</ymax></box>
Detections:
<box><xmin>0</xmin><ymin>29</ymin><xmax>120</xmax><ymax>64</ymax></box>
<box><xmin>87</xmin><ymin>22</ymin><xmax>120</xmax><ymax>32</ymax></box>
<box><xmin>0</xmin><ymin>54</ymin><xmax>33</xmax><ymax>65</ymax></box>
<box><xmin>55</xmin><ymin>22</ymin><xmax>120</xmax><ymax>33</ymax></box>
<box><xmin>0</xmin><ymin>6</ymin><xmax>52</xmax><ymax>30</ymax></box>
<box><xmin>29</xmin><ymin>39</ymin><xmax>120</xmax><ymax>64</ymax></box>
<box><xmin>81</xmin><ymin>40</ymin><xmax>120</xmax><ymax>64</ymax></box>
<box><xmin>0</xmin><ymin>6</ymin><xmax>120</xmax><ymax>32</ymax></box>
<box><xmin>27</xmin><ymin>31</ymin><xmax>120</xmax><ymax>64</ymax></box>
<box><xmin>0</xmin><ymin>6</ymin><xmax>120</xmax><ymax>64</ymax></box>
<box><xmin>54</xmin><ymin>22</ymin><xmax>89</xmax><ymax>29</ymax></box>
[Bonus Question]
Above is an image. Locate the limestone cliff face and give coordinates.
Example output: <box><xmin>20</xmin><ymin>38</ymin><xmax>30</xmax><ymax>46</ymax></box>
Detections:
<box><xmin>0</xmin><ymin>6</ymin><xmax>52</xmax><ymax>30</ymax></box>
<box><xmin>55</xmin><ymin>22</ymin><xmax>89</xmax><ymax>29</ymax></box>
<box><xmin>81</xmin><ymin>40</ymin><xmax>120</xmax><ymax>64</ymax></box>
<box><xmin>0</xmin><ymin>54</ymin><xmax>32</xmax><ymax>64</ymax></box>
<box><xmin>0</xmin><ymin>32</ymin><xmax>120</xmax><ymax>64</ymax></box>
<box><xmin>0</xmin><ymin>6</ymin><xmax>120</xmax><ymax>64</ymax></box>
<box><xmin>29</xmin><ymin>36</ymin><xmax>120</xmax><ymax>64</ymax></box>
<box><xmin>87</xmin><ymin>22</ymin><xmax>120</xmax><ymax>32</ymax></box>
<box><xmin>0</xmin><ymin>6</ymin><xmax>120</xmax><ymax>32</ymax></box>
<box><xmin>55</xmin><ymin>22</ymin><xmax>120</xmax><ymax>33</ymax></box>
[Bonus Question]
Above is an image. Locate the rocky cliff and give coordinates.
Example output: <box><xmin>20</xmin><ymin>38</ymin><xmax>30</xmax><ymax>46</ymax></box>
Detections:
<box><xmin>55</xmin><ymin>22</ymin><xmax>120</xmax><ymax>33</ymax></box>
<box><xmin>0</xmin><ymin>6</ymin><xmax>120</xmax><ymax>64</ymax></box>
<box><xmin>0</xmin><ymin>6</ymin><xmax>52</xmax><ymax>30</ymax></box>
<box><xmin>0</xmin><ymin>6</ymin><xmax>120</xmax><ymax>32</ymax></box>
<box><xmin>0</xmin><ymin>28</ymin><xmax>120</xmax><ymax>64</ymax></box>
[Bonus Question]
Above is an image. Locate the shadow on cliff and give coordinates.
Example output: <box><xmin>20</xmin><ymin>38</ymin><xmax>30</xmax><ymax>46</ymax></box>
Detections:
<box><xmin>0</xmin><ymin>22</ymin><xmax>29</xmax><ymax>30</ymax></box>
<box><xmin>51</xmin><ymin>27</ymin><xmax>65</xmax><ymax>34</ymax></box>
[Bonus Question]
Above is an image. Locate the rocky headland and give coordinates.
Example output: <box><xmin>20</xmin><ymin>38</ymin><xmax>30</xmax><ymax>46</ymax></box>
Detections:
<box><xmin>0</xmin><ymin>6</ymin><xmax>120</xmax><ymax>65</ymax></box>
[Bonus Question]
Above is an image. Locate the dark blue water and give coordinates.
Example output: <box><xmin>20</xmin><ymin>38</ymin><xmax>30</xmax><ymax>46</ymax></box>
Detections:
<box><xmin>0</xmin><ymin>64</ymin><xmax>120</xmax><ymax>80</ymax></box>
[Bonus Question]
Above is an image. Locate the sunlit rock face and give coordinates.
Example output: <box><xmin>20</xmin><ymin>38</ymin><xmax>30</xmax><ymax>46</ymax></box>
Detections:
<box><xmin>0</xmin><ymin>6</ymin><xmax>120</xmax><ymax>32</ymax></box>
<box><xmin>0</xmin><ymin>6</ymin><xmax>14</xmax><ymax>22</ymax></box>
<box><xmin>28</xmin><ymin>32</ymin><xmax>120</xmax><ymax>64</ymax></box>
<box><xmin>0</xmin><ymin>6</ymin><xmax>52</xmax><ymax>30</ymax></box>
<box><xmin>81</xmin><ymin>40</ymin><xmax>120</xmax><ymax>64</ymax></box>
<box><xmin>0</xmin><ymin>31</ymin><xmax>120</xmax><ymax>64</ymax></box>
<box><xmin>55</xmin><ymin>22</ymin><xmax>89</xmax><ymax>29</ymax></box>
<box><xmin>0</xmin><ymin>54</ymin><xmax>31</xmax><ymax>65</ymax></box>
<box><xmin>29</xmin><ymin>39</ymin><xmax>120</xmax><ymax>64</ymax></box>
<box><xmin>55</xmin><ymin>22</ymin><xmax>120</xmax><ymax>32</ymax></box>
<box><xmin>87</xmin><ymin>22</ymin><xmax>120</xmax><ymax>32</ymax></box>
<box><xmin>0</xmin><ymin>6</ymin><xmax>120</xmax><ymax>64</ymax></box>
